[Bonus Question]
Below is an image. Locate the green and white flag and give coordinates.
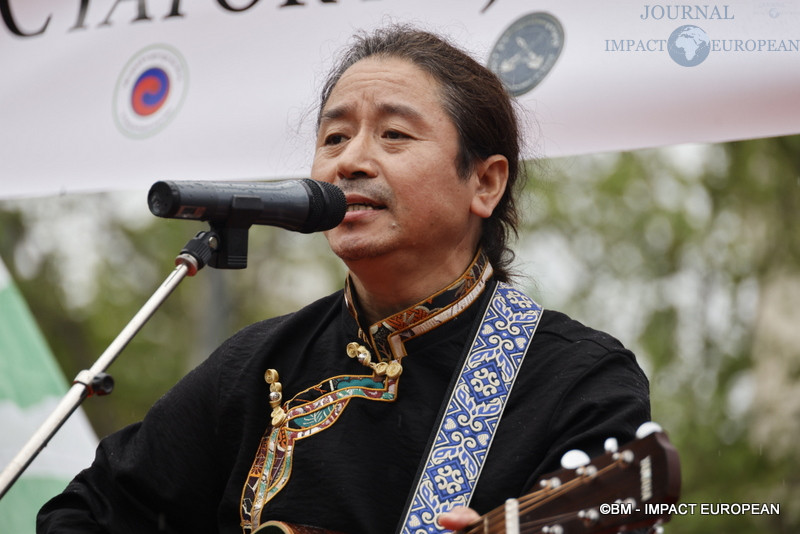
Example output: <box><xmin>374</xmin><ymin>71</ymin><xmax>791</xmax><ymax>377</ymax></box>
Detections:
<box><xmin>0</xmin><ymin>257</ymin><xmax>97</xmax><ymax>533</ymax></box>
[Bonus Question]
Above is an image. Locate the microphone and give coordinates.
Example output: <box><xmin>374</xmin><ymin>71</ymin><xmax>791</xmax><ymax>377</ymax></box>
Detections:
<box><xmin>147</xmin><ymin>179</ymin><xmax>346</xmax><ymax>233</ymax></box>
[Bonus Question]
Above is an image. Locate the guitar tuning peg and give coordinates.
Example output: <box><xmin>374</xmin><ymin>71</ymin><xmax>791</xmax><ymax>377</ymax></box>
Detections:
<box><xmin>560</xmin><ymin>449</ymin><xmax>590</xmax><ymax>470</ymax></box>
<box><xmin>635</xmin><ymin>421</ymin><xmax>663</xmax><ymax>439</ymax></box>
<box><xmin>604</xmin><ymin>437</ymin><xmax>619</xmax><ymax>453</ymax></box>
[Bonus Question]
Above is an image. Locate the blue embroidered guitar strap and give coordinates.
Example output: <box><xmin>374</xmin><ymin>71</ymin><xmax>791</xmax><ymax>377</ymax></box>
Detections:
<box><xmin>397</xmin><ymin>282</ymin><xmax>543</xmax><ymax>534</ymax></box>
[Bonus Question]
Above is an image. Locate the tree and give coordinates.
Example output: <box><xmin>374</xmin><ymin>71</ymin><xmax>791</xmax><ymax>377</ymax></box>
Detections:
<box><xmin>1</xmin><ymin>134</ymin><xmax>798</xmax><ymax>531</ymax></box>
<box><xmin>0</xmin><ymin>195</ymin><xmax>344</xmax><ymax>436</ymax></box>
<box><xmin>519</xmin><ymin>135</ymin><xmax>800</xmax><ymax>532</ymax></box>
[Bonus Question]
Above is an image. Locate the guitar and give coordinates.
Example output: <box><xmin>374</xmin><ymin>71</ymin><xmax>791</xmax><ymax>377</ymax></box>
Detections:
<box><xmin>256</xmin><ymin>425</ymin><xmax>681</xmax><ymax>534</ymax></box>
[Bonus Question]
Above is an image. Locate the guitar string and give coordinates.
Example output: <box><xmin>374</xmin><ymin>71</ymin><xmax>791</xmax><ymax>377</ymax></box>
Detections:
<box><xmin>516</xmin><ymin>460</ymin><xmax>621</xmax><ymax>515</ymax></box>
<box><xmin>460</xmin><ymin>511</ymin><xmax>577</xmax><ymax>534</ymax></box>
<box><xmin>519</xmin><ymin>511</ymin><xmax>581</xmax><ymax>533</ymax></box>
<box><xmin>460</xmin><ymin>459</ymin><xmax>624</xmax><ymax>534</ymax></box>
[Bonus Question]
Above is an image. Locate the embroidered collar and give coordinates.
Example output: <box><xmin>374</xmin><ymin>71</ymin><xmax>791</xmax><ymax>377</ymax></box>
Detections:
<box><xmin>344</xmin><ymin>250</ymin><xmax>492</xmax><ymax>362</ymax></box>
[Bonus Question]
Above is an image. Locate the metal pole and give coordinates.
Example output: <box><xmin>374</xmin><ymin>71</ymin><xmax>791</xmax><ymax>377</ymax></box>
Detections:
<box><xmin>0</xmin><ymin>251</ymin><xmax>202</xmax><ymax>499</ymax></box>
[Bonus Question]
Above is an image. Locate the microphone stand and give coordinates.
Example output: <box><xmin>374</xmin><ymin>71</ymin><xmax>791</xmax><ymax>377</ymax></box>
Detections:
<box><xmin>0</xmin><ymin>230</ymin><xmax>220</xmax><ymax>500</ymax></box>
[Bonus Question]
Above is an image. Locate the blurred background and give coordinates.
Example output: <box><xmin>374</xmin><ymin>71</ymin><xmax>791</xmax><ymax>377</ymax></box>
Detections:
<box><xmin>1</xmin><ymin>135</ymin><xmax>798</xmax><ymax>532</ymax></box>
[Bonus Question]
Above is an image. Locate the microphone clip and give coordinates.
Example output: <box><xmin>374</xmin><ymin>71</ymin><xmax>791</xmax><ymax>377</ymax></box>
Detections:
<box><xmin>203</xmin><ymin>194</ymin><xmax>268</xmax><ymax>269</ymax></box>
<box><xmin>178</xmin><ymin>221</ymin><xmax>251</xmax><ymax>271</ymax></box>
<box><xmin>177</xmin><ymin>197</ymin><xmax>265</xmax><ymax>271</ymax></box>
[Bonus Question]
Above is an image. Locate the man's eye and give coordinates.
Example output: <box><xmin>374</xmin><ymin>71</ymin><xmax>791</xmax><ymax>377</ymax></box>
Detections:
<box><xmin>324</xmin><ymin>134</ymin><xmax>346</xmax><ymax>145</ymax></box>
<box><xmin>384</xmin><ymin>130</ymin><xmax>409</xmax><ymax>140</ymax></box>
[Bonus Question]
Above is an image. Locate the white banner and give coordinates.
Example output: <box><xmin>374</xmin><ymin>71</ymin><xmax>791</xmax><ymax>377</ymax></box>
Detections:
<box><xmin>1</xmin><ymin>0</ymin><xmax>799</xmax><ymax>198</ymax></box>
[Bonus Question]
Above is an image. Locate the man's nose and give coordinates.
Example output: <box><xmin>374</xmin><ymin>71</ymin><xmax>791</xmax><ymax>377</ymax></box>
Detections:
<box><xmin>336</xmin><ymin>133</ymin><xmax>378</xmax><ymax>180</ymax></box>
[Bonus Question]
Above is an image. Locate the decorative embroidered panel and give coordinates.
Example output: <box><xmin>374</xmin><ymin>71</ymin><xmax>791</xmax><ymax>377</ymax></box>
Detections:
<box><xmin>398</xmin><ymin>283</ymin><xmax>542</xmax><ymax>534</ymax></box>
<box><xmin>240</xmin><ymin>375</ymin><xmax>399</xmax><ymax>533</ymax></box>
<box><xmin>347</xmin><ymin>251</ymin><xmax>491</xmax><ymax>362</ymax></box>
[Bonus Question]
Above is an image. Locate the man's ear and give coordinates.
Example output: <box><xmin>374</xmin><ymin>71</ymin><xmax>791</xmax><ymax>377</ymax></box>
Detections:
<box><xmin>470</xmin><ymin>155</ymin><xmax>509</xmax><ymax>219</ymax></box>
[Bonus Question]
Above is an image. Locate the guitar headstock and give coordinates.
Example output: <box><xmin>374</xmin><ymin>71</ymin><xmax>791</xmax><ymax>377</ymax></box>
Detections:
<box><xmin>461</xmin><ymin>423</ymin><xmax>681</xmax><ymax>534</ymax></box>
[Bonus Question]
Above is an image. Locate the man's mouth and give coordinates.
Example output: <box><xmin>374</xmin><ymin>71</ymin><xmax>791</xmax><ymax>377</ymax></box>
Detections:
<box><xmin>346</xmin><ymin>202</ymin><xmax>385</xmax><ymax>212</ymax></box>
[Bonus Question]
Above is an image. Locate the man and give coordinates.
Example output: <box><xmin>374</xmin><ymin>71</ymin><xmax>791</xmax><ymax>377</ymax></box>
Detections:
<box><xmin>38</xmin><ymin>26</ymin><xmax>649</xmax><ymax>534</ymax></box>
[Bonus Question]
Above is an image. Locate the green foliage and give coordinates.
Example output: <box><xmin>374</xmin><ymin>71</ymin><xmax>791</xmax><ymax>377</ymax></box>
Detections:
<box><xmin>1</xmin><ymin>135</ymin><xmax>797</xmax><ymax>530</ymax></box>
<box><xmin>521</xmin><ymin>135</ymin><xmax>800</xmax><ymax>532</ymax></box>
<box><xmin>0</xmin><ymin>195</ymin><xmax>344</xmax><ymax>436</ymax></box>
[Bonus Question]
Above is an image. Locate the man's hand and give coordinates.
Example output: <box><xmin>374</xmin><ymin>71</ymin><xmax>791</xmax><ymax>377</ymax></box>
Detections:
<box><xmin>438</xmin><ymin>506</ymin><xmax>481</xmax><ymax>532</ymax></box>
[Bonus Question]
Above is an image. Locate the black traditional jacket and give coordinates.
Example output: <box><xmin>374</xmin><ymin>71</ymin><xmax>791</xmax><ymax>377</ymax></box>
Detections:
<box><xmin>38</xmin><ymin>254</ymin><xmax>650</xmax><ymax>534</ymax></box>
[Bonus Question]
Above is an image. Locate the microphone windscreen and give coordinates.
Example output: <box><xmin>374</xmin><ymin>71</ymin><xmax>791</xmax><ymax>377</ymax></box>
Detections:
<box><xmin>302</xmin><ymin>179</ymin><xmax>347</xmax><ymax>233</ymax></box>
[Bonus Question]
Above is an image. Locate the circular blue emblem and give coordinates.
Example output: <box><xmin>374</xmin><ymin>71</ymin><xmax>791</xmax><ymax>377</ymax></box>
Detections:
<box><xmin>131</xmin><ymin>68</ymin><xmax>170</xmax><ymax>117</ymax></box>
<box><xmin>667</xmin><ymin>25</ymin><xmax>711</xmax><ymax>67</ymax></box>
<box><xmin>487</xmin><ymin>12</ymin><xmax>565</xmax><ymax>96</ymax></box>
<box><xmin>113</xmin><ymin>45</ymin><xmax>188</xmax><ymax>138</ymax></box>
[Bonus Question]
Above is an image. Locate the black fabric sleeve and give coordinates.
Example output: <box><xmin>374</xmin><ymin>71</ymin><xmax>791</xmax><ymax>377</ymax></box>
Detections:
<box><xmin>523</xmin><ymin>346</ymin><xmax>651</xmax><ymax>490</ymax></box>
<box><xmin>37</xmin><ymin>347</ymin><xmax>228</xmax><ymax>534</ymax></box>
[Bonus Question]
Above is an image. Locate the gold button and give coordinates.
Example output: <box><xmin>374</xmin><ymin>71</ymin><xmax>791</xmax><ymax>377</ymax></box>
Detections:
<box><xmin>264</xmin><ymin>369</ymin><xmax>280</xmax><ymax>384</ymax></box>
<box><xmin>386</xmin><ymin>361</ymin><xmax>403</xmax><ymax>379</ymax></box>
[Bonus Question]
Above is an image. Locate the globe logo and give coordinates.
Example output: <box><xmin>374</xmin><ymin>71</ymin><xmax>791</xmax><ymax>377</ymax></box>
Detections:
<box><xmin>668</xmin><ymin>25</ymin><xmax>711</xmax><ymax>66</ymax></box>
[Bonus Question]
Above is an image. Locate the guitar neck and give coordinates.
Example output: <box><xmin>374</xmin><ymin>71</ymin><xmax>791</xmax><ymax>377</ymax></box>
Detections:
<box><xmin>257</xmin><ymin>431</ymin><xmax>680</xmax><ymax>534</ymax></box>
<box><xmin>459</xmin><ymin>431</ymin><xmax>681</xmax><ymax>534</ymax></box>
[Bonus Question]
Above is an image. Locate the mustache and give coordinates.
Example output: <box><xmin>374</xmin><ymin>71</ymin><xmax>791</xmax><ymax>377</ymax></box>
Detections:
<box><xmin>337</xmin><ymin>181</ymin><xmax>393</xmax><ymax>206</ymax></box>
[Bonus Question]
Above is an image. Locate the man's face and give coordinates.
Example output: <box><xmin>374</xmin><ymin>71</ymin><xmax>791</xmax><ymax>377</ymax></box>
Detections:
<box><xmin>311</xmin><ymin>57</ymin><xmax>483</xmax><ymax>270</ymax></box>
